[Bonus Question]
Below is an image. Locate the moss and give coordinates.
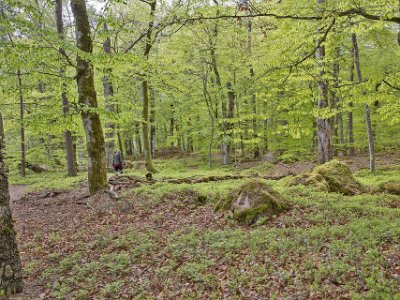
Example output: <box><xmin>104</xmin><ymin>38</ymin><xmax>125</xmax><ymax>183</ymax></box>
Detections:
<box><xmin>219</xmin><ymin>179</ymin><xmax>288</xmax><ymax>225</ymax></box>
<box><xmin>196</xmin><ymin>193</ymin><xmax>208</xmax><ymax>206</ymax></box>
<box><xmin>285</xmin><ymin>160</ymin><xmax>364</xmax><ymax>195</ymax></box>
<box><xmin>215</xmin><ymin>195</ymin><xmax>232</xmax><ymax>211</ymax></box>
<box><xmin>285</xmin><ymin>173</ymin><xmax>329</xmax><ymax>192</ymax></box>
<box><xmin>378</xmin><ymin>181</ymin><xmax>400</xmax><ymax>195</ymax></box>
<box><xmin>313</xmin><ymin>160</ymin><xmax>363</xmax><ymax>195</ymax></box>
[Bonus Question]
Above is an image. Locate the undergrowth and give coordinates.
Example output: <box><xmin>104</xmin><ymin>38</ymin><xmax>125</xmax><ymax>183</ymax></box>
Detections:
<box><xmin>9</xmin><ymin>157</ymin><xmax>400</xmax><ymax>299</ymax></box>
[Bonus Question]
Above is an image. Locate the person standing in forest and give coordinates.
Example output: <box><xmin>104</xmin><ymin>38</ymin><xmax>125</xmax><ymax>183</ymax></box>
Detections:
<box><xmin>112</xmin><ymin>150</ymin><xmax>123</xmax><ymax>174</ymax></box>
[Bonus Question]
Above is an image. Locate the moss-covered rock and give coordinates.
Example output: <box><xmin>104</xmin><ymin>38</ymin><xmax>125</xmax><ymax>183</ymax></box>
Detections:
<box><xmin>378</xmin><ymin>181</ymin><xmax>400</xmax><ymax>195</ymax></box>
<box><xmin>285</xmin><ymin>160</ymin><xmax>364</xmax><ymax>195</ymax></box>
<box><xmin>216</xmin><ymin>179</ymin><xmax>288</xmax><ymax>225</ymax></box>
<box><xmin>313</xmin><ymin>160</ymin><xmax>363</xmax><ymax>195</ymax></box>
<box><xmin>285</xmin><ymin>173</ymin><xmax>329</xmax><ymax>192</ymax></box>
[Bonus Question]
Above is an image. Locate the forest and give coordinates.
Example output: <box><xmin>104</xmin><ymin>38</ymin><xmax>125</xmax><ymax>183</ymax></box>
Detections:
<box><xmin>0</xmin><ymin>0</ymin><xmax>400</xmax><ymax>299</ymax></box>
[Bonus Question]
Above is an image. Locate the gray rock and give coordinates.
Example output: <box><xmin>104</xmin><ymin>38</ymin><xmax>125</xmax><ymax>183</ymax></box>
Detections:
<box><xmin>262</xmin><ymin>152</ymin><xmax>277</xmax><ymax>164</ymax></box>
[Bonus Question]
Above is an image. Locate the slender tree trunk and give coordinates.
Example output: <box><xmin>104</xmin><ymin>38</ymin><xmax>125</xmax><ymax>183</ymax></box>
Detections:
<box><xmin>202</xmin><ymin>75</ymin><xmax>215</xmax><ymax>168</ymax></box>
<box><xmin>0</xmin><ymin>111</ymin><xmax>23</xmax><ymax>296</ymax></box>
<box><xmin>235</xmin><ymin>91</ymin><xmax>245</xmax><ymax>158</ymax></box>
<box><xmin>243</xmin><ymin>0</ymin><xmax>259</xmax><ymax>158</ymax></box>
<box><xmin>71</xmin><ymin>0</ymin><xmax>108</xmax><ymax>194</ymax></box>
<box><xmin>210</xmin><ymin>41</ymin><xmax>229</xmax><ymax>164</ymax></box>
<box><xmin>142</xmin><ymin>80</ymin><xmax>156</xmax><ymax>173</ymax></box>
<box><xmin>117</xmin><ymin>131</ymin><xmax>124</xmax><ymax>158</ymax></box>
<box><xmin>352</xmin><ymin>33</ymin><xmax>375</xmax><ymax>171</ymax></box>
<box><xmin>102</xmin><ymin>22</ymin><xmax>116</xmax><ymax>167</ymax></box>
<box><xmin>332</xmin><ymin>47</ymin><xmax>345</xmax><ymax>156</ymax></box>
<box><xmin>315</xmin><ymin>0</ymin><xmax>332</xmax><ymax>164</ymax></box>
<box><xmin>187</xmin><ymin>118</ymin><xmax>193</xmax><ymax>153</ymax></box>
<box><xmin>141</xmin><ymin>1</ymin><xmax>157</xmax><ymax>173</ymax></box>
<box><xmin>0</xmin><ymin>112</ymin><xmax>4</xmax><ymax>144</ymax></box>
<box><xmin>56</xmin><ymin>0</ymin><xmax>77</xmax><ymax>176</ymax></box>
<box><xmin>150</xmin><ymin>86</ymin><xmax>156</xmax><ymax>158</ymax></box>
<box><xmin>134</xmin><ymin>121</ymin><xmax>141</xmax><ymax>158</ymax></box>
<box><xmin>220</xmin><ymin>87</ymin><xmax>229</xmax><ymax>165</ymax></box>
<box><xmin>227</xmin><ymin>82</ymin><xmax>235</xmax><ymax>159</ymax></box>
<box><xmin>125</xmin><ymin>139</ymin><xmax>133</xmax><ymax>156</ymax></box>
<box><xmin>348</xmin><ymin>62</ymin><xmax>355</xmax><ymax>156</ymax></box>
<box><xmin>17</xmin><ymin>69</ymin><xmax>25</xmax><ymax>177</ymax></box>
<box><xmin>169</xmin><ymin>104</ymin><xmax>174</xmax><ymax>147</ymax></box>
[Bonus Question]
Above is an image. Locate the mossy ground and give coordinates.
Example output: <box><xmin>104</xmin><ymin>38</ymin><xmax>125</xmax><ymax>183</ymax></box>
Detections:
<box><xmin>8</xmin><ymin>157</ymin><xmax>400</xmax><ymax>299</ymax></box>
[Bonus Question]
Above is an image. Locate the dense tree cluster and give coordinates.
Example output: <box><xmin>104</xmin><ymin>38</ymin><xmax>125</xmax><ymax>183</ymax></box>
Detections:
<box><xmin>1</xmin><ymin>0</ymin><xmax>400</xmax><ymax>192</ymax></box>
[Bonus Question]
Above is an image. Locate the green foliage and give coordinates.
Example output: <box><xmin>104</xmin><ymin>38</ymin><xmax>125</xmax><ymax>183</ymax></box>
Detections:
<box><xmin>8</xmin><ymin>171</ymin><xmax>87</xmax><ymax>191</ymax></box>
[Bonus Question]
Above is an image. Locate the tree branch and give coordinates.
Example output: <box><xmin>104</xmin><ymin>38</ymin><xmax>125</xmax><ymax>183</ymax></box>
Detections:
<box><xmin>383</xmin><ymin>79</ymin><xmax>400</xmax><ymax>90</ymax></box>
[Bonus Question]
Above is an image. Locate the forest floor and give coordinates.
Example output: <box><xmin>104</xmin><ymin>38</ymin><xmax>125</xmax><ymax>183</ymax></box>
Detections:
<box><xmin>7</xmin><ymin>153</ymin><xmax>400</xmax><ymax>299</ymax></box>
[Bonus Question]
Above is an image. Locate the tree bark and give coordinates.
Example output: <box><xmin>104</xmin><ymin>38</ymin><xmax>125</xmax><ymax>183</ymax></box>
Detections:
<box><xmin>0</xmin><ymin>111</ymin><xmax>23</xmax><ymax>296</ymax></box>
<box><xmin>134</xmin><ymin>121</ymin><xmax>142</xmax><ymax>158</ymax></box>
<box><xmin>315</xmin><ymin>0</ymin><xmax>332</xmax><ymax>164</ymax></box>
<box><xmin>332</xmin><ymin>47</ymin><xmax>345</xmax><ymax>156</ymax></box>
<box><xmin>141</xmin><ymin>1</ymin><xmax>157</xmax><ymax>173</ymax></box>
<box><xmin>187</xmin><ymin>118</ymin><xmax>193</xmax><ymax>153</ymax></box>
<box><xmin>71</xmin><ymin>0</ymin><xmax>108</xmax><ymax>194</ymax></box>
<box><xmin>56</xmin><ymin>0</ymin><xmax>77</xmax><ymax>177</ymax></box>
<box><xmin>352</xmin><ymin>33</ymin><xmax>375</xmax><ymax>171</ymax></box>
<box><xmin>243</xmin><ymin>0</ymin><xmax>259</xmax><ymax>158</ymax></box>
<box><xmin>17</xmin><ymin>69</ymin><xmax>25</xmax><ymax>177</ymax></box>
<box><xmin>348</xmin><ymin>61</ymin><xmax>355</xmax><ymax>156</ymax></box>
<box><xmin>150</xmin><ymin>86</ymin><xmax>156</xmax><ymax>158</ymax></box>
<box><xmin>209</xmin><ymin>38</ymin><xmax>229</xmax><ymax>165</ymax></box>
<box><xmin>102</xmin><ymin>22</ymin><xmax>116</xmax><ymax>167</ymax></box>
<box><xmin>227</xmin><ymin>81</ymin><xmax>235</xmax><ymax>158</ymax></box>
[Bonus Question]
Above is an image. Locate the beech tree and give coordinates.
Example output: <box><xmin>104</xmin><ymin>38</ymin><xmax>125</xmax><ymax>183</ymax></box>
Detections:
<box><xmin>1</xmin><ymin>0</ymin><xmax>400</xmax><ymax>176</ymax></box>
<box><xmin>55</xmin><ymin>0</ymin><xmax>78</xmax><ymax>177</ymax></box>
<box><xmin>70</xmin><ymin>0</ymin><xmax>108</xmax><ymax>193</ymax></box>
<box><xmin>0</xmin><ymin>111</ymin><xmax>22</xmax><ymax>296</ymax></box>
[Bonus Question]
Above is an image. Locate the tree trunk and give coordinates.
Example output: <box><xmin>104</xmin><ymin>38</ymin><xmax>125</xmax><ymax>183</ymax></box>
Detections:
<box><xmin>134</xmin><ymin>121</ymin><xmax>141</xmax><ymax>158</ymax></box>
<box><xmin>202</xmin><ymin>75</ymin><xmax>215</xmax><ymax>168</ymax></box>
<box><xmin>187</xmin><ymin>118</ymin><xmax>193</xmax><ymax>153</ymax></box>
<box><xmin>102</xmin><ymin>22</ymin><xmax>116</xmax><ymax>167</ymax></box>
<box><xmin>315</xmin><ymin>0</ymin><xmax>332</xmax><ymax>164</ymax></box>
<box><xmin>332</xmin><ymin>47</ymin><xmax>344</xmax><ymax>156</ymax></box>
<box><xmin>209</xmin><ymin>42</ymin><xmax>229</xmax><ymax>165</ymax></box>
<box><xmin>150</xmin><ymin>86</ymin><xmax>156</xmax><ymax>158</ymax></box>
<box><xmin>243</xmin><ymin>0</ymin><xmax>259</xmax><ymax>158</ymax></box>
<box><xmin>71</xmin><ymin>0</ymin><xmax>108</xmax><ymax>194</ymax></box>
<box><xmin>17</xmin><ymin>69</ymin><xmax>25</xmax><ymax>177</ymax></box>
<box><xmin>0</xmin><ymin>112</ymin><xmax>23</xmax><ymax>296</ymax></box>
<box><xmin>142</xmin><ymin>80</ymin><xmax>156</xmax><ymax>173</ymax></box>
<box><xmin>352</xmin><ymin>33</ymin><xmax>375</xmax><ymax>171</ymax></box>
<box><xmin>227</xmin><ymin>81</ymin><xmax>235</xmax><ymax>158</ymax></box>
<box><xmin>56</xmin><ymin>0</ymin><xmax>77</xmax><ymax>177</ymax></box>
<box><xmin>169</xmin><ymin>105</ymin><xmax>174</xmax><ymax>147</ymax></box>
<box><xmin>348</xmin><ymin>62</ymin><xmax>355</xmax><ymax>156</ymax></box>
<box><xmin>141</xmin><ymin>1</ymin><xmax>157</xmax><ymax>173</ymax></box>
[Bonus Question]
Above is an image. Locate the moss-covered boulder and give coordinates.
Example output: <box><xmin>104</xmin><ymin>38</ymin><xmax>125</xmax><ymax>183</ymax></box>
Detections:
<box><xmin>378</xmin><ymin>181</ymin><xmax>400</xmax><ymax>195</ymax></box>
<box><xmin>285</xmin><ymin>173</ymin><xmax>329</xmax><ymax>192</ymax></box>
<box><xmin>216</xmin><ymin>179</ymin><xmax>288</xmax><ymax>225</ymax></box>
<box><xmin>285</xmin><ymin>160</ymin><xmax>364</xmax><ymax>195</ymax></box>
<box><xmin>313</xmin><ymin>160</ymin><xmax>363</xmax><ymax>195</ymax></box>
